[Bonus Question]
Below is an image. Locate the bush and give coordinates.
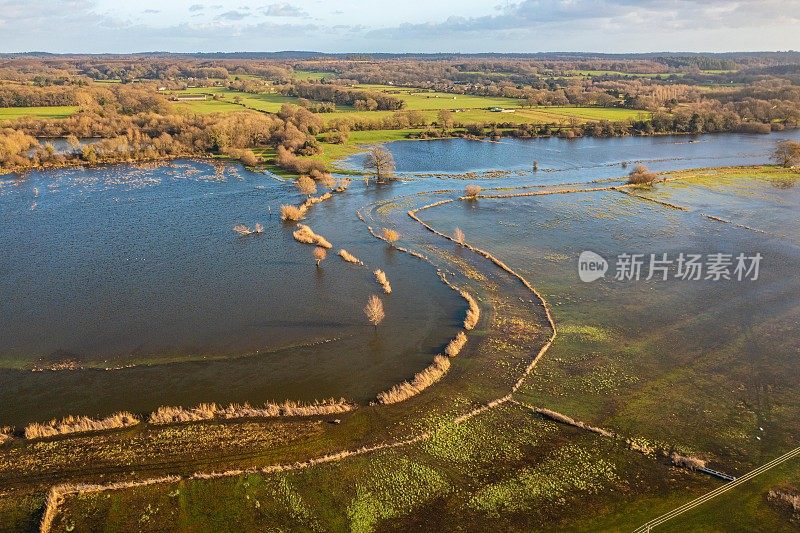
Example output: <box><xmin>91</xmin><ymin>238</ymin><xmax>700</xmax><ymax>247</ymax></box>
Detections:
<box><xmin>280</xmin><ymin>204</ymin><xmax>307</xmax><ymax>221</ymax></box>
<box><xmin>627</xmin><ymin>164</ymin><xmax>658</xmax><ymax>185</ymax></box>
<box><xmin>338</xmin><ymin>249</ymin><xmax>364</xmax><ymax>265</ymax></box>
<box><xmin>374</xmin><ymin>269</ymin><xmax>392</xmax><ymax>294</ymax></box>
<box><xmin>293</xmin><ymin>224</ymin><xmax>332</xmax><ymax>248</ymax></box>
<box><xmin>465</xmin><ymin>184</ymin><xmax>482</xmax><ymax>198</ymax></box>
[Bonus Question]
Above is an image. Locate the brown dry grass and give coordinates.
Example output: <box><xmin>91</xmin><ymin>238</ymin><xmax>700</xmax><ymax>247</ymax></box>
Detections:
<box><xmin>376</xmin><ymin>355</ymin><xmax>451</xmax><ymax>404</ymax></box>
<box><xmin>444</xmin><ymin>331</ymin><xmax>468</xmax><ymax>357</ymax></box>
<box><xmin>0</xmin><ymin>426</ymin><xmax>13</xmax><ymax>444</ymax></box>
<box><xmin>374</xmin><ymin>269</ymin><xmax>392</xmax><ymax>294</ymax></box>
<box><xmin>24</xmin><ymin>411</ymin><xmax>139</xmax><ymax>440</ymax></box>
<box><xmin>338</xmin><ymin>249</ymin><xmax>363</xmax><ymax>265</ymax></box>
<box><xmin>293</xmin><ymin>224</ymin><xmax>332</xmax><ymax>248</ymax></box>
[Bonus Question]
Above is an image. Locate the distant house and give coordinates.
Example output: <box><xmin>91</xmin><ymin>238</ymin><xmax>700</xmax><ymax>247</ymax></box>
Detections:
<box><xmin>489</xmin><ymin>107</ymin><xmax>503</xmax><ymax>112</ymax></box>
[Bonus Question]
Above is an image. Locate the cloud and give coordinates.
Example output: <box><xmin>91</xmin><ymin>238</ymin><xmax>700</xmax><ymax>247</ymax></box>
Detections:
<box><xmin>216</xmin><ymin>10</ymin><xmax>248</xmax><ymax>21</ymax></box>
<box><xmin>261</xmin><ymin>3</ymin><xmax>308</xmax><ymax>18</ymax></box>
<box><xmin>188</xmin><ymin>4</ymin><xmax>204</xmax><ymax>12</ymax></box>
<box><xmin>143</xmin><ymin>9</ymin><xmax>160</xmax><ymax>14</ymax></box>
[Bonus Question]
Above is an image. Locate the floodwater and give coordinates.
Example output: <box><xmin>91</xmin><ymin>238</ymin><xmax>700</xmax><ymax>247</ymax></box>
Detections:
<box><xmin>0</xmin><ymin>160</ymin><xmax>463</xmax><ymax>425</ymax></box>
<box><xmin>2</xmin><ymin>131</ymin><xmax>799</xmax><ymax>428</ymax></box>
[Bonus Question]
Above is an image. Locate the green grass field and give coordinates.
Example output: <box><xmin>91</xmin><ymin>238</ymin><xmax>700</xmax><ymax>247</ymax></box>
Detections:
<box><xmin>293</xmin><ymin>70</ymin><xmax>331</xmax><ymax>81</ymax></box>
<box><xmin>0</xmin><ymin>105</ymin><xmax>80</xmax><ymax>120</ymax></box>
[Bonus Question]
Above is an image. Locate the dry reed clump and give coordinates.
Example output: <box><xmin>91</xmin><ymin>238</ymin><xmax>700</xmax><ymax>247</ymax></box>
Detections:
<box><xmin>338</xmin><ymin>249</ymin><xmax>364</xmax><ymax>265</ymax></box>
<box><xmin>254</xmin><ymin>222</ymin><xmax>264</xmax><ymax>234</ymax></box>
<box><xmin>453</xmin><ymin>227</ymin><xmax>465</xmax><ymax>245</ymax></box>
<box><xmin>374</xmin><ymin>269</ymin><xmax>392</xmax><ymax>294</ymax></box>
<box><xmin>302</xmin><ymin>192</ymin><xmax>333</xmax><ymax>208</ymax></box>
<box><xmin>24</xmin><ymin>412</ymin><xmax>139</xmax><ymax>440</ymax></box>
<box><xmin>0</xmin><ymin>426</ymin><xmax>13</xmax><ymax>444</ymax></box>
<box><xmin>149</xmin><ymin>399</ymin><xmax>355</xmax><ymax>424</ymax></box>
<box><xmin>233</xmin><ymin>224</ymin><xmax>253</xmax><ymax>236</ymax></box>
<box><xmin>280</xmin><ymin>204</ymin><xmax>307</xmax><ymax>222</ymax></box>
<box><xmin>381</xmin><ymin>227</ymin><xmax>400</xmax><ymax>246</ymax></box>
<box><xmin>461</xmin><ymin>290</ymin><xmax>480</xmax><ymax>330</ymax></box>
<box><xmin>376</xmin><ymin>355</ymin><xmax>451</xmax><ymax>405</ymax></box>
<box><xmin>670</xmin><ymin>451</ymin><xmax>707</xmax><ymax>470</ymax></box>
<box><xmin>293</xmin><ymin>224</ymin><xmax>332</xmax><ymax>249</ymax></box>
<box><xmin>465</xmin><ymin>184</ymin><xmax>482</xmax><ymax>199</ymax></box>
<box><xmin>444</xmin><ymin>331</ymin><xmax>467</xmax><ymax>357</ymax></box>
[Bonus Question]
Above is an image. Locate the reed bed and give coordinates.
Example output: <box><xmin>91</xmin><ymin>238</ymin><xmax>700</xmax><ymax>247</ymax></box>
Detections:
<box><xmin>302</xmin><ymin>191</ymin><xmax>332</xmax><ymax>208</ymax></box>
<box><xmin>0</xmin><ymin>426</ymin><xmax>13</xmax><ymax>444</ymax></box>
<box><xmin>444</xmin><ymin>331</ymin><xmax>468</xmax><ymax>357</ymax></box>
<box><xmin>374</xmin><ymin>269</ymin><xmax>392</xmax><ymax>294</ymax></box>
<box><xmin>149</xmin><ymin>398</ymin><xmax>355</xmax><ymax>425</ymax></box>
<box><xmin>376</xmin><ymin>355</ymin><xmax>451</xmax><ymax>405</ymax></box>
<box><xmin>461</xmin><ymin>290</ymin><xmax>480</xmax><ymax>330</ymax></box>
<box><xmin>338</xmin><ymin>249</ymin><xmax>364</xmax><ymax>265</ymax></box>
<box><xmin>293</xmin><ymin>224</ymin><xmax>332</xmax><ymax>248</ymax></box>
<box><xmin>24</xmin><ymin>412</ymin><xmax>139</xmax><ymax>440</ymax></box>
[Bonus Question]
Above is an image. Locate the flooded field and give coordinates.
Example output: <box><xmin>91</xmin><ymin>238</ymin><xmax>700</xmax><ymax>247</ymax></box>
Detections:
<box><xmin>2</xmin><ymin>132</ymin><xmax>798</xmax><ymax>438</ymax></box>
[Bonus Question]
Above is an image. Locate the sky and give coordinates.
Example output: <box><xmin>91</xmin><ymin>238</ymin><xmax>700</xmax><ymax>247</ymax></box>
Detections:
<box><xmin>0</xmin><ymin>0</ymin><xmax>799</xmax><ymax>54</ymax></box>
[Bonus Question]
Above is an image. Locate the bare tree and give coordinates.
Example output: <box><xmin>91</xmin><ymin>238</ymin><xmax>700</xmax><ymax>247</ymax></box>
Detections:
<box><xmin>773</xmin><ymin>140</ymin><xmax>800</xmax><ymax>168</ymax></box>
<box><xmin>627</xmin><ymin>164</ymin><xmax>658</xmax><ymax>185</ymax></box>
<box><xmin>465</xmin><ymin>184</ymin><xmax>482</xmax><ymax>199</ymax></box>
<box><xmin>437</xmin><ymin>109</ymin><xmax>454</xmax><ymax>134</ymax></box>
<box><xmin>364</xmin><ymin>146</ymin><xmax>396</xmax><ymax>183</ymax></box>
<box><xmin>453</xmin><ymin>227</ymin><xmax>465</xmax><ymax>245</ymax></box>
<box><xmin>313</xmin><ymin>246</ymin><xmax>327</xmax><ymax>267</ymax></box>
<box><xmin>364</xmin><ymin>295</ymin><xmax>385</xmax><ymax>329</ymax></box>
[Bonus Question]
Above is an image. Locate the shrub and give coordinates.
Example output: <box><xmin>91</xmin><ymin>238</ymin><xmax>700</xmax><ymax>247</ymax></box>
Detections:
<box><xmin>444</xmin><ymin>331</ymin><xmax>467</xmax><ymax>357</ymax></box>
<box><xmin>0</xmin><ymin>426</ymin><xmax>13</xmax><ymax>444</ymax></box>
<box><xmin>627</xmin><ymin>164</ymin><xmax>658</xmax><ymax>185</ymax></box>
<box><xmin>24</xmin><ymin>412</ymin><xmax>139</xmax><ymax>439</ymax></box>
<box><xmin>364</xmin><ymin>294</ymin><xmax>385</xmax><ymax>327</ymax></box>
<box><xmin>465</xmin><ymin>184</ymin><xmax>482</xmax><ymax>199</ymax></box>
<box><xmin>381</xmin><ymin>227</ymin><xmax>400</xmax><ymax>246</ymax></box>
<box><xmin>296</xmin><ymin>175</ymin><xmax>317</xmax><ymax>196</ymax></box>
<box><xmin>293</xmin><ymin>224</ymin><xmax>332</xmax><ymax>248</ymax></box>
<box><xmin>314</xmin><ymin>246</ymin><xmax>327</xmax><ymax>266</ymax></box>
<box><xmin>254</xmin><ymin>222</ymin><xmax>264</xmax><ymax>234</ymax></box>
<box><xmin>374</xmin><ymin>269</ymin><xmax>392</xmax><ymax>294</ymax></box>
<box><xmin>338</xmin><ymin>249</ymin><xmax>364</xmax><ymax>265</ymax></box>
<box><xmin>280</xmin><ymin>204</ymin><xmax>307</xmax><ymax>221</ymax></box>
